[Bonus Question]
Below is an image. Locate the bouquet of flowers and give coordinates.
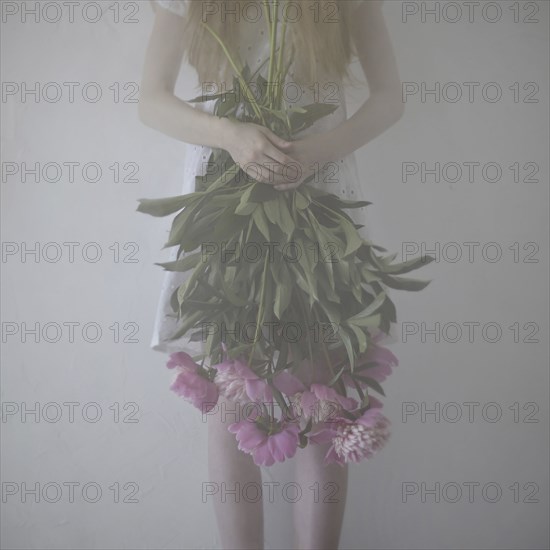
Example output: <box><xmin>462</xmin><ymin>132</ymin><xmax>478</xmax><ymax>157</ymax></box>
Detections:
<box><xmin>138</xmin><ymin>0</ymin><xmax>434</xmax><ymax>466</ymax></box>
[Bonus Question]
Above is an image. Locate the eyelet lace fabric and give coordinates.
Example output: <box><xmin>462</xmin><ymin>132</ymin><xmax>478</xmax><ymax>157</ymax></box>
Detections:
<box><xmin>150</xmin><ymin>0</ymin><xmax>396</xmax><ymax>355</ymax></box>
<box><xmin>155</xmin><ymin>0</ymin><xmax>370</xmax><ymax>18</ymax></box>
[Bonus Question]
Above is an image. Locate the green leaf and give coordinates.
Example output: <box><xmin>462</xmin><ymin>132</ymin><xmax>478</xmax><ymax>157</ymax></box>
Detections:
<box><xmin>252</xmin><ymin>206</ymin><xmax>272</xmax><ymax>241</ymax></box>
<box><xmin>209</xmin><ymin>213</ymin><xmax>249</xmax><ymax>243</ymax></box>
<box><xmin>380</xmin><ymin>254</ymin><xmax>436</xmax><ymax>275</ymax></box>
<box><xmin>349</xmin><ymin>263</ymin><xmax>363</xmax><ymax>302</ymax></box>
<box><xmin>137</xmin><ymin>194</ymin><xmax>198</xmax><ymax>217</ymax></box>
<box><xmin>347</xmin><ymin>323</ymin><xmax>368</xmax><ymax>354</ymax></box>
<box><xmin>235</xmin><ymin>201</ymin><xmax>258</xmax><ymax>215</ymax></box>
<box><xmin>273</xmin><ymin>262</ymin><xmax>292</xmax><ymax>318</ymax></box>
<box><xmin>315</xmin><ymin>195</ymin><xmax>371</xmax><ymax>211</ymax></box>
<box><xmin>217</xmin><ymin>93</ymin><xmax>237</xmax><ymax>117</ymax></box>
<box><xmin>352</xmin><ymin>374</ymin><xmax>386</xmax><ymax>396</ymax></box>
<box><xmin>338</xmin><ymin>326</ymin><xmax>356</xmax><ymax>372</ymax></box>
<box><xmin>380</xmin><ymin>274</ymin><xmax>433</xmax><ymax>291</ymax></box>
<box><xmin>341</xmin><ymin>218</ymin><xmax>364</xmax><ymax>257</ymax></box>
<box><xmin>167</xmin><ymin>309</ymin><xmax>205</xmax><ymax>341</ymax></box>
<box><xmin>249</xmin><ymin>182</ymin><xmax>279</xmax><ymax>202</ymax></box>
<box><xmin>348</xmin><ymin>292</ymin><xmax>386</xmax><ymax>321</ymax></box>
<box><xmin>288</xmin><ymin>102</ymin><xmax>340</xmax><ymax>134</ymax></box>
<box><xmin>263</xmin><ymin>198</ymin><xmax>280</xmax><ymax>226</ymax></box>
<box><xmin>294</xmin><ymin>190</ymin><xmax>310</xmax><ymax>210</ymax></box>
<box><xmin>177</xmin><ymin>261</ymin><xmax>207</xmax><ymax>304</ymax></box>
<box><xmin>187</xmin><ymin>92</ymin><xmax>228</xmax><ymax>103</ymax></box>
<box><xmin>155</xmin><ymin>252</ymin><xmax>202</xmax><ymax>272</ymax></box>
<box><xmin>333</xmin><ymin>256</ymin><xmax>350</xmax><ymax>284</ymax></box>
<box><xmin>359</xmin><ymin>264</ymin><xmax>383</xmax><ymax>284</ymax></box>
<box><xmin>347</xmin><ymin>312</ymin><xmax>381</xmax><ymax>329</ymax></box>
<box><xmin>327</xmin><ymin>365</ymin><xmax>346</xmax><ymax>387</ymax></box>
<box><xmin>317</xmin><ymin>267</ymin><xmax>341</xmax><ymax>303</ymax></box>
<box><xmin>296</xmin><ymin>244</ymin><xmax>319</xmax><ymax>308</ymax></box>
<box><xmin>218</xmin><ymin>270</ymin><xmax>250</xmax><ymax>307</ymax></box>
<box><xmin>164</xmin><ymin>200</ymin><xmax>205</xmax><ymax>248</ymax></box>
<box><xmin>318</xmin><ymin>297</ymin><xmax>342</xmax><ymax>325</ymax></box>
<box><xmin>277</xmin><ymin>197</ymin><xmax>295</xmax><ymax>238</ymax></box>
<box><xmin>208</xmin><ymin>162</ymin><xmax>242</xmax><ymax>192</ymax></box>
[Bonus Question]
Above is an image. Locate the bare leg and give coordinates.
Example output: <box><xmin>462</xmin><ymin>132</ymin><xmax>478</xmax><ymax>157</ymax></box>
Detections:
<box><xmin>294</xmin><ymin>441</ymin><xmax>349</xmax><ymax>550</ymax></box>
<box><xmin>207</xmin><ymin>395</ymin><xmax>264</xmax><ymax>550</ymax></box>
<box><xmin>291</xmin><ymin>349</ymin><xmax>350</xmax><ymax>549</ymax></box>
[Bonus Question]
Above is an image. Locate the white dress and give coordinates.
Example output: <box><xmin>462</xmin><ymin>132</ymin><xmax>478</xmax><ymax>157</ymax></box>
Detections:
<box><xmin>149</xmin><ymin>0</ymin><xmax>389</xmax><ymax>357</ymax></box>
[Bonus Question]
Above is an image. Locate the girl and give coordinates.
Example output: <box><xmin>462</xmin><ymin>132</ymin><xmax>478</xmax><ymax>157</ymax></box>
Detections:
<box><xmin>140</xmin><ymin>1</ymin><xmax>402</xmax><ymax>548</ymax></box>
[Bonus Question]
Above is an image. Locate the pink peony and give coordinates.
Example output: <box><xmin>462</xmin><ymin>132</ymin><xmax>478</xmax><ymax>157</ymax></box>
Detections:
<box><xmin>213</xmin><ymin>356</ymin><xmax>305</xmax><ymax>404</ymax></box>
<box><xmin>212</xmin><ymin>359</ymin><xmax>250</xmax><ymax>403</ymax></box>
<box><xmin>343</xmin><ymin>341</ymin><xmax>399</xmax><ymax>388</ymax></box>
<box><xmin>271</xmin><ymin>369</ymin><xmax>306</xmax><ymax>397</ymax></box>
<box><xmin>309</xmin><ymin>407</ymin><xmax>391</xmax><ymax>466</ymax></box>
<box><xmin>291</xmin><ymin>383</ymin><xmax>358</xmax><ymax>424</ymax></box>
<box><xmin>213</xmin><ymin>357</ymin><xmax>268</xmax><ymax>402</ymax></box>
<box><xmin>228</xmin><ymin>408</ymin><xmax>300</xmax><ymax>466</ymax></box>
<box><xmin>166</xmin><ymin>352</ymin><xmax>219</xmax><ymax>413</ymax></box>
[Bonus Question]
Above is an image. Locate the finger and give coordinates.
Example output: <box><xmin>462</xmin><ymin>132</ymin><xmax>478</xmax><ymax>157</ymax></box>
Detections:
<box><xmin>264</xmin><ymin>159</ymin><xmax>301</xmax><ymax>183</ymax></box>
<box><xmin>256</xmin><ymin>154</ymin><xmax>300</xmax><ymax>185</ymax></box>
<box><xmin>251</xmin><ymin>159</ymin><xmax>291</xmax><ymax>185</ymax></box>
<box><xmin>261</xmin><ymin>150</ymin><xmax>302</xmax><ymax>185</ymax></box>
<box><xmin>244</xmin><ymin>153</ymin><xmax>302</xmax><ymax>186</ymax></box>
<box><xmin>268</xmin><ymin>135</ymin><xmax>293</xmax><ymax>150</ymax></box>
<box><xmin>253</xmin><ymin>157</ymin><xmax>283</xmax><ymax>184</ymax></box>
<box><xmin>265</xmin><ymin>144</ymin><xmax>300</xmax><ymax>169</ymax></box>
<box><xmin>258</xmin><ymin>126</ymin><xmax>293</xmax><ymax>150</ymax></box>
<box><xmin>265</xmin><ymin>168</ymin><xmax>302</xmax><ymax>186</ymax></box>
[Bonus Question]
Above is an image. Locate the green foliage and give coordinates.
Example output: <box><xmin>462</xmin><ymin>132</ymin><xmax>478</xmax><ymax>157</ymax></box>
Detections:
<box><xmin>137</xmin><ymin>10</ymin><xmax>435</xmax><ymax>391</ymax></box>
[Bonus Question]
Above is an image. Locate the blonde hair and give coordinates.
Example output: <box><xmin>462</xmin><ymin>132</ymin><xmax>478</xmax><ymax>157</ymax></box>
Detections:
<box><xmin>169</xmin><ymin>0</ymin><xmax>359</xmax><ymax>86</ymax></box>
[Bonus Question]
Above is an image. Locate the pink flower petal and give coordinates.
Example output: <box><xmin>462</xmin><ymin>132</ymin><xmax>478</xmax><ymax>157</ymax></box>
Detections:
<box><xmin>252</xmin><ymin>445</ymin><xmax>276</xmax><ymax>467</ymax></box>
<box><xmin>167</xmin><ymin>351</ymin><xmax>198</xmax><ymax>371</ymax></box>
<box><xmin>272</xmin><ymin>371</ymin><xmax>306</xmax><ymax>396</ymax></box>
<box><xmin>245</xmin><ymin>379</ymin><xmax>268</xmax><ymax>401</ymax></box>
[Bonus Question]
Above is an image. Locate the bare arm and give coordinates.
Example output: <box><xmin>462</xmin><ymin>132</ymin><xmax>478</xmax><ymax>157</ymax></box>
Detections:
<box><xmin>274</xmin><ymin>1</ymin><xmax>403</xmax><ymax>189</ymax></box>
<box><xmin>139</xmin><ymin>4</ymin><xmax>298</xmax><ymax>185</ymax></box>
<box><xmin>138</xmin><ymin>4</ymin><xmax>230</xmax><ymax>149</ymax></box>
<box><xmin>275</xmin><ymin>0</ymin><xmax>404</xmax><ymax>190</ymax></box>
<box><xmin>318</xmin><ymin>0</ymin><xmax>404</xmax><ymax>160</ymax></box>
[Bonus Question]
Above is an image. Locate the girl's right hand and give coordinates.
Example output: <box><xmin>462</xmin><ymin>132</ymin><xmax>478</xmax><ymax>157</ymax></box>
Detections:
<box><xmin>222</xmin><ymin>120</ymin><xmax>301</xmax><ymax>186</ymax></box>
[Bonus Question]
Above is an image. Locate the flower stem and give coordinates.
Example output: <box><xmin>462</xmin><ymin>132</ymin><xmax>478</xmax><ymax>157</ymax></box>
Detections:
<box><xmin>295</xmin><ymin>290</ymin><xmax>314</xmax><ymax>367</ymax></box>
<box><xmin>275</xmin><ymin>1</ymin><xmax>288</xmax><ymax>109</ymax></box>
<box><xmin>201</xmin><ymin>22</ymin><xmax>265</xmax><ymax>124</ymax></box>
<box><xmin>311</xmin><ymin>304</ymin><xmax>338</xmax><ymax>384</ymax></box>
<box><xmin>267</xmin><ymin>0</ymin><xmax>279</xmax><ymax>108</ymax></box>
<box><xmin>262</xmin><ymin>0</ymin><xmax>272</xmax><ymax>107</ymax></box>
<box><xmin>262</xmin><ymin>0</ymin><xmax>272</xmax><ymax>30</ymax></box>
<box><xmin>248</xmin><ymin>249</ymin><xmax>270</xmax><ymax>369</ymax></box>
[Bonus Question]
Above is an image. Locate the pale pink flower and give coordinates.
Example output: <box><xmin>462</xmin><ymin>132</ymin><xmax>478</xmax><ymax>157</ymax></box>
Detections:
<box><xmin>166</xmin><ymin>352</ymin><xmax>219</xmax><ymax>413</ymax></box>
<box><xmin>291</xmin><ymin>383</ymin><xmax>358</xmax><ymax>423</ymax></box>
<box><xmin>213</xmin><ymin>356</ymin><xmax>305</xmax><ymax>403</ymax></box>
<box><xmin>309</xmin><ymin>407</ymin><xmax>391</xmax><ymax>466</ymax></box>
<box><xmin>212</xmin><ymin>361</ymin><xmax>250</xmax><ymax>403</ymax></box>
<box><xmin>213</xmin><ymin>357</ymin><xmax>268</xmax><ymax>402</ymax></box>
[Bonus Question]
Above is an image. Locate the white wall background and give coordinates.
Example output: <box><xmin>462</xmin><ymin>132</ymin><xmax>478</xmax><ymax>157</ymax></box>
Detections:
<box><xmin>1</xmin><ymin>1</ymin><xmax>549</xmax><ymax>549</ymax></box>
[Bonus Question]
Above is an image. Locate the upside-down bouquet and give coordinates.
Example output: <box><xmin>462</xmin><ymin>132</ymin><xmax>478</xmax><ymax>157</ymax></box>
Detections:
<box><xmin>138</xmin><ymin>0</ymin><xmax>434</xmax><ymax>466</ymax></box>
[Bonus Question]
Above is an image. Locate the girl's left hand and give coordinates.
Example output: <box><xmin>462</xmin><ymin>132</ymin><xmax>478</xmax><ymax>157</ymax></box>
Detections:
<box><xmin>272</xmin><ymin>134</ymin><xmax>330</xmax><ymax>191</ymax></box>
